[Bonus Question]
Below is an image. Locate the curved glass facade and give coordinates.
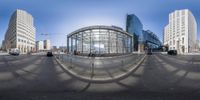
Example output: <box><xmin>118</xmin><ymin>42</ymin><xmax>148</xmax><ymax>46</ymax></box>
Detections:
<box><xmin>126</xmin><ymin>14</ymin><xmax>143</xmax><ymax>51</ymax></box>
<box><xmin>67</xmin><ymin>26</ymin><xmax>133</xmax><ymax>55</ymax></box>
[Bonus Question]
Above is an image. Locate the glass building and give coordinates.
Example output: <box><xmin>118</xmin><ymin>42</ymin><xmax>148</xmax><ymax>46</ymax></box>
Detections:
<box><xmin>67</xmin><ymin>25</ymin><xmax>133</xmax><ymax>56</ymax></box>
<box><xmin>140</xmin><ymin>30</ymin><xmax>162</xmax><ymax>51</ymax></box>
<box><xmin>126</xmin><ymin>14</ymin><xmax>143</xmax><ymax>51</ymax></box>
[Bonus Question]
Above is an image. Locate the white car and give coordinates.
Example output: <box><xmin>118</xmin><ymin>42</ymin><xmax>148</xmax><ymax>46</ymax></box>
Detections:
<box><xmin>9</xmin><ymin>48</ymin><xmax>20</xmax><ymax>55</ymax></box>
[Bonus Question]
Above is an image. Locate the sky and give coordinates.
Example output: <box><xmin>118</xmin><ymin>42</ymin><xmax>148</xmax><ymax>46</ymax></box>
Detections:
<box><xmin>0</xmin><ymin>0</ymin><xmax>200</xmax><ymax>47</ymax></box>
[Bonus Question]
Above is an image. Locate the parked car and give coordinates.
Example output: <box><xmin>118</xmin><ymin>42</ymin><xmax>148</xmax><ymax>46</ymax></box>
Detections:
<box><xmin>9</xmin><ymin>48</ymin><xmax>20</xmax><ymax>55</ymax></box>
<box><xmin>167</xmin><ymin>50</ymin><xmax>177</xmax><ymax>55</ymax></box>
<box><xmin>47</xmin><ymin>52</ymin><xmax>53</xmax><ymax>57</ymax></box>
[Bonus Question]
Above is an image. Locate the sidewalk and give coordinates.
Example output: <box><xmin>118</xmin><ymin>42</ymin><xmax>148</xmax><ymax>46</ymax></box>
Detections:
<box><xmin>0</xmin><ymin>52</ymin><xmax>9</xmax><ymax>56</ymax></box>
<box><xmin>182</xmin><ymin>53</ymin><xmax>200</xmax><ymax>55</ymax></box>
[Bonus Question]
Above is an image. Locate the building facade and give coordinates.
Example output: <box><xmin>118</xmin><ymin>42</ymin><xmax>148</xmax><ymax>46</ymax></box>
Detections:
<box><xmin>59</xmin><ymin>46</ymin><xmax>67</xmax><ymax>52</ymax></box>
<box><xmin>36</xmin><ymin>41</ymin><xmax>44</xmax><ymax>51</ymax></box>
<box><xmin>140</xmin><ymin>30</ymin><xmax>162</xmax><ymax>52</ymax></box>
<box><xmin>195</xmin><ymin>39</ymin><xmax>200</xmax><ymax>52</ymax></box>
<box><xmin>36</xmin><ymin>39</ymin><xmax>51</xmax><ymax>51</ymax></box>
<box><xmin>3</xmin><ymin>9</ymin><xmax>36</xmax><ymax>53</ymax></box>
<box><xmin>67</xmin><ymin>25</ymin><xmax>133</xmax><ymax>56</ymax></box>
<box><xmin>164</xmin><ymin>9</ymin><xmax>197</xmax><ymax>53</ymax></box>
<box><xmin>44</xmin><ymin>40</ymin><xmax>51</xmax><ymax>50</ymax></box>
<box><xmin>126</xmin><ymin>14</ymin><xmax>143</xmax><ymax>51</ymax></box>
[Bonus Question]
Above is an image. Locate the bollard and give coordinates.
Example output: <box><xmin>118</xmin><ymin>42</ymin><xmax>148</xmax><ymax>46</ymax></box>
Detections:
<box><xmin>91</xmin><ymin>62</ymin><xmax>94</xmax><ymax>78</ymax></box>
<box><xmin>62</xmin><ymin>54</ymin><xmax>64</xmax><ymax>62</ymax></box>
<box><xmin>121</xmin><ymin>60</ymin><xmax>124</xmax><ymax>68</ymax></box>
<box><xmin>69</xmin><ymin>58</ymin><xmax>73</xmax><ymax>69</ymax></box>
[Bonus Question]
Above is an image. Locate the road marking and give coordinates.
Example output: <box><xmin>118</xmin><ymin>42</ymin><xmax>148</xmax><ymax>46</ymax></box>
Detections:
<box><xmin>154</xmin><ymin>55</ymin><xmax>177</xmax><ymax>72</ymax></box>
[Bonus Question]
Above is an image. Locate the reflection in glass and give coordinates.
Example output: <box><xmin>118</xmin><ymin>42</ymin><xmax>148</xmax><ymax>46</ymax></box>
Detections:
<box><xmin>67</xmin><ymin>26</ymin><xmax>133</xmax><ymax>56</ymax></box>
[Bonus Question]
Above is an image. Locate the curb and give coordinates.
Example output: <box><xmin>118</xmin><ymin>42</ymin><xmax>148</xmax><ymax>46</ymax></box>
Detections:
<box><xmin>55</xmin><ymin>55</ymin><xmax>146</xmax><ymax>83</ymax></box>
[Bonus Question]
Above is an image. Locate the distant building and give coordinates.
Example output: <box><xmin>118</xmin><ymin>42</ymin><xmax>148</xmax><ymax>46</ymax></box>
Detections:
<box><xmin>3</xmin><ymin>9</ymin><xmax>36</xmax><ymax>53</ymax></box>
<box><xmin>0</xmin><ymin>43</ymin><xmax>2</xmax><ymax>50</ymax></box>
<box><xmin>44</xmin><ymin>40</ymin><xmax>51</xmax><ymax>50</ymax></box>
<box><xmin>36</xmin><ymin>41</ymin><xmax>44</xmax><ymax>51</ymax></box>
<box><xmin>126</xmin><ymin>14</ymin><xmax>143</xmax><ymax>51</ymax></box>
<box><xmin>1</xmin><ymin>40</ymin><xmax>5</xmax><ymax>50</ymax></box>
<box><xmin>164</xmin><ymin>9</ymin><xmax>197</xmax><ymax>53</ymax></box>
<box><xmin>140</xmin><ymin>30</ymin><xmax>162</xmax><ymax>52</ymax></box>
<box><xmin>52</xmin><ymin>46</ymin><xmax>57</xmax><ymax>50</ymax></box>
<box><xmin>195</xmin><ymin>40</ymin><xmax>200</xmax><ymax>52</ymax></box>
<box><xmin>51</xmin><ymin>46</ymin><xmax>57</xmax><ymax>52</ymax></box>
<box><xmin>59</xmin><ymin>46</ymin><xmax>67</xmax><ymax>52</ymax></box>
<box><xmin>36</xmin><ymin>39</ymin><xmax>51</xmax><ymax>52</ymax></box>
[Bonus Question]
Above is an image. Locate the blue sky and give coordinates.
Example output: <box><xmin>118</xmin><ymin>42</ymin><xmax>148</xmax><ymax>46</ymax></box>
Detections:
<box><xmin>0</xmin><ymin>0</ymin><xmax>200</xmax><ymax>47</ymax></box>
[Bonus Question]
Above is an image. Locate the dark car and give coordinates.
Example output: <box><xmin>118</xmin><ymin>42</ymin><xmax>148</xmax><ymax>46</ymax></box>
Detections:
<box><xmin>147</xmin><ymin>49</ymin><xmax>152</xmax><ymax>55</ymax></box>
<box><xmin>167</xmin><ymin>50</ymin><xmax>177</xmax><ymax>55</ymax></box>
<box><xmin>47</xmin><ymin>52</ymin><xmax>53</xmax><ymax>57</ymax></box>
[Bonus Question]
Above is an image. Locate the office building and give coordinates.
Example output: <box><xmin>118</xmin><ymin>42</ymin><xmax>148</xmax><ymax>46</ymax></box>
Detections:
<box><xmin>140</xmin><ymin>30</ymin><xmax>162</xmax><ymax>52</ymax></box>
<box><xmin>3</xmin><ymin>9</ymin><xmax>36</xmax><ymax>53</ymax></box>
<box><xmin>164</xmin><ymin>9</ymin><xmax>197</xmax><ymax>53</ymax></box>
<box><xmin>126</xmin><ymin>14</ymin><xmax>143</xmax><ymax>51</ymax></box>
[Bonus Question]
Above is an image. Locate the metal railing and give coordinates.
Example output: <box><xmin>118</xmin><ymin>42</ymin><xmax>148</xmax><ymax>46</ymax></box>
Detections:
<box><xmin>55</xmin><ymin>53</ymin><xmax>145</xmax><ymax>82</ymax></box>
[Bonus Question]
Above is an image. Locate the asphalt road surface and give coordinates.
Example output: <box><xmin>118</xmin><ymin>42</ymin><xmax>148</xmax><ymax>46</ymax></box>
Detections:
<box><xmin>0</xmin><ymin>54</ymin><xmax>200</xmax><ymax>100</ymax></box>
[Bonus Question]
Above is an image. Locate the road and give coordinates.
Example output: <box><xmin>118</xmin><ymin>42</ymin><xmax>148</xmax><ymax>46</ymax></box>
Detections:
<box><xmin>0</xmin><ymin>54</ymin><xmax>200</xmax><ymax>100</ymax></box>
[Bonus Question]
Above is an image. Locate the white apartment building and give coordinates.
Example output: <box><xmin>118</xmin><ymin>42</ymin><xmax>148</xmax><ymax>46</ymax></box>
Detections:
<box><xmin>36</xmin><ymin>39</ymin><xmax>51</xmax><ymax>51</ymax></box>
<box><xmin>3</xmin><ymin>9</ymin><xmax>36</xmax><ymax>53</ymax></box>
<box><xmin>36</xmin><ymin>41</ymin><xmax>44</xmax><ymax>51</ymax></box>
<box><xmin>164</xmin><ymin>9</ymin><xmax>197</xmax><ymax>53</ymax></box>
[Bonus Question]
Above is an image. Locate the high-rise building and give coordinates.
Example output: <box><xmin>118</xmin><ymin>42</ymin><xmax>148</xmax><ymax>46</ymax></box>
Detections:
<box><xmin>126</xmin><ymin>14</ymin><xmax>143</xmax><ymax>51</ymax></box>
<box><xmin>164</xmin><ymin>9</ymin><xmax>197</xmax><ymax>53</ymax></box>
<box><xmin>3</xmin><ymin>9</ymin><xmax>36</xmax><ymax>53</ymax></box>
<box><xmin>36</xmin><ymin>41</ymin><xmax>44</xmax><ymax>51</ymax></box>
<box><xmin>163</xmin><ymin>25</ymin><xmax>169</xmax><ymax>46</ymax></box>
<box><xmin>44</xmin><ymin>40</ymin><xmax>51</xmax><ymax>50</ymax></box>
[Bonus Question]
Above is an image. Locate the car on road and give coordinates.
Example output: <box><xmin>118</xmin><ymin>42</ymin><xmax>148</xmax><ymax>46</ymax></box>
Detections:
<box><xmin>167</xmin><ymin>50</ymin><xmax>177</xmax><ymax>55</ymax></box>
<box><xmin>9</xmin><ymin>48</ymin><xmax>20</xmax><ymax>55</ymax></box>
<box><xmin>146</xmin><ymin>49</ymin><xmax>152</xmax><ymax>55</ymax></box>
<box><xmin>47</xmin><ymin>52</ymin><xmax>53</xmax><ymax>57</ymax></box>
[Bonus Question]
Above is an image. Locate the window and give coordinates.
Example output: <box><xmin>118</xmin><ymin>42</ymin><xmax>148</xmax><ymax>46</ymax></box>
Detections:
<box><xmin>182</xmin><ymin>37</ymin><xmax>184</xmax><ymax>44</ymax></box>
<box><xmin>182</xmin><ymin>10</ymin><xmax>185</xmax><ymax>15</ymax></box>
